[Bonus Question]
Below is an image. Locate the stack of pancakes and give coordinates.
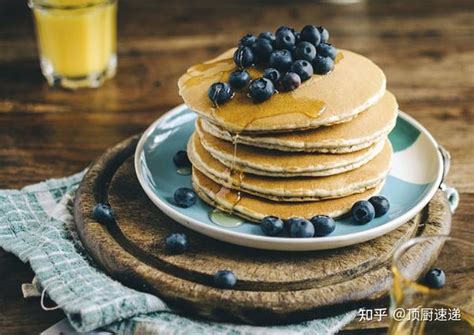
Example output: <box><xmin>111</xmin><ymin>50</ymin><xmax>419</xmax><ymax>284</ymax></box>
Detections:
<box><xmin>178</xmin><ymin>48</ymin><xmax>398</xmax><ymax>223</ymax></box>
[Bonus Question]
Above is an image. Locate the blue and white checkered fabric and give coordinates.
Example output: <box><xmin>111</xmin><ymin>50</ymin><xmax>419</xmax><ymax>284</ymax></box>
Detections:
<box><xmin>0</xmin><ymin>171</ymin><xmax>356</xmax><ymax>334</ymax></box>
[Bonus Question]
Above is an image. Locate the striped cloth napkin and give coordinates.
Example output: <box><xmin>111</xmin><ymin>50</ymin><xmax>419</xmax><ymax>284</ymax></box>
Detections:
<box><xmin>0</xmin><ymin>171</ymin><xmax>357</xmax><ymax>334</ymax></box>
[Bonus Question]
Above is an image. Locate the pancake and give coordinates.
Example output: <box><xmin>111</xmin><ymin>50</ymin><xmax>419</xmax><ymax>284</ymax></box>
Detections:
<box><xmin>195</xmin><ymin>122</ymin><xmax>386</xmax><ymax>177</ymax></box>
<box><xmin>192</xmin><ymin>169</ymin><xmax>384</xmax><ymax>222</ymax></box>
<box><xmin>199</xmin><ymin>91</ymin><xmax>398</xmax><ymax>153</ymax></box>
<box><xmin>188</xmin><ymin>133</ymin><xmax>392</xmax><ymax>201</ymax></box>
<box><xmin>178</xmin><ymin>49</ymin><xmax>386</xmax><ymax>133</ymax></box>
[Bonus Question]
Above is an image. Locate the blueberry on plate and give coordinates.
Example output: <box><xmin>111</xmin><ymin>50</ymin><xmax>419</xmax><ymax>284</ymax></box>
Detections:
<box><xmin>294</xmin><ymin>41</ymin><xmax>317</xmax><ymax>62</ymax></box>
<box><xmin>351</xmin><ymin>200</ymin><xmax>375</xmax><ymax>224</ymax></box>
<box><xmin>317</xmin><ymin>43</ymin><xmax>337</xmax><ymax>60</ymax></box>
<box><xmin>173</xmin><ymin>187</ymin><xmax>197</xmax><ymax>208</ymax></box>
<box><xmin>260</xmin><ymin>216</ymin><xmax>284</xmax><ymax>236</ymax></box>
<box><xmin>254</xmin><ymin>37</ymin><xmax>274</xmax><ymax>62</ymax></box>
<box><xmin>290</xmin><ymin>60</ymin><xmax>314</xmax><ymax>82</ymax></box>
<box><xmin>208</xmin><ymin>82</ymin><xmax>234</xmax><ymax>106</ymax></box>
<box><xmin>275</xmin><ymin>27</ymin><xmax>296</xmax><ymax>50</ymax></box>
<box><xmin>248</xmin><ymin>77</ymin><xmax>275</xmax><ymax>103</ymax></box>
<box><xmin>421</xmin><ymin>267</ymin><xmax>446</xmax><ymax>289</ymax></box>
<box><xmin>317</xmin><ymin>26</ymin><xmax>329</xmax><ymax>43</ymax></box>
<box><xmin>92</xmin><ymin>203</ymin><xmax>115</xmax><ymax>225</ymax></box>
<box><xmin>228</xmin><ymin>70</ymin><xmax>251</xmax><ymax>90</ymax></box>
<box><xmin>263</xmin><ymin>68</ymin><xmax>281</xmax><ymax>85</ymax></box>
<box><xmin>214</xmin><ymin>270</ymin><xmax>237</xmax><ymax>289</ymax></box>
<box><xmin>233</xmin><ymin>46</ymin><xmax>254</xmax><ymax>68</ymax></box>
<box><xmin>239</xmin><ymin>33</ymin><xmax>256</xmax><ymax>48</ymax></box>
<box><xmin>288</xmin><ymin>217</ymin><xmax>315</xmax><ymax>238</ymax></box>
<box><xmin>310</xmin><ymin>215</ymin><xmax>336</xmax><ymax>237</ymax></box>
<box><xmin>165</xmin><ymin>233</ymin><xmax>188</xmax><ymax>254</ymax></box>
<box><xmin>300</xmin><ymin>25</ymin><xmax>321</xmax><ymax>47</ymax></box>
<box><xmin>258</xmin><ymin>31</ymin><xmax>276</xmax><ymax>45</ymax></box>
<box><xmin>313</xmin><ymin>55</ymin><xmax>334</xmax><ymax>75</ymax></box>
<box><xmin>280</xmin><ymin>72</ymin><xmax>301</xmax><ymax>92</ymax></box>
<box><xmin>268</xmin><ymin>49</ymin><xmax>293</xmax><ymax>72</ymax></box>
<box><xmin>173</xmin><ymin>150</ymin><xmax>191</xmax><ymax>168</ymax></box>
<box><xmin>368</xmin><ymin>195</ymin><xmax>390</xmax><ymax>217</ymax></box>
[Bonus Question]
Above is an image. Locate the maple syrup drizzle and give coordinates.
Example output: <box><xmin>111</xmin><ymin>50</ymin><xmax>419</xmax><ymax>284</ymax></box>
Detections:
<box><xmin>182</xmin><ymin>51</ymin><xmax>345</xmax><ymax>215</ymax></box>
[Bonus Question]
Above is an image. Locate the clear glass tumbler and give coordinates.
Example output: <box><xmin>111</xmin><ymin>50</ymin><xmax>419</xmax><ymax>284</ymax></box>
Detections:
<box><xmin>389</xmin><ymin>235</ymin><xmax>473</xmax><ymax>334</ymax></box>
<box><xmin>28</xmin><ymin>0</ymin><xmax>117</xmax><ymax>89</ymax></box>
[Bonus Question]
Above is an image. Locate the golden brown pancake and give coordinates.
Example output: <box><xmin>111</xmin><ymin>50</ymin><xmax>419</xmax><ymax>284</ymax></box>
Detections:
<box><xmin>188</xmin><ymin>133</ymin><xmax>392</xmax><ymax>201</ymax></box>
<box><xmin>192</xmin><ymin>169</ymin><xmax>384</xmax><ymax>222</ymax></box>
<box><xmin>199</xmin><ymin>91</ymin><xmax>398</xmax><ymax>153</ymax></box>
<box><xmin>178</xmin><ymin>49</ymin><xmax>386</xmax><ymax>133</ymax></box>
<box><xmin>195</xmin><ymin>121</ymin><xmax>386</xmax><ymax>177</ymax></box>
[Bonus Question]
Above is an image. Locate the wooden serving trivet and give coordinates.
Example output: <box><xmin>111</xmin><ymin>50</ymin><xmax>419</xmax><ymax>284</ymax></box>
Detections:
<box><xmin>74</xmin><ymin>135</ymin><xmax>452</xmax><ymax>325</ymax></box>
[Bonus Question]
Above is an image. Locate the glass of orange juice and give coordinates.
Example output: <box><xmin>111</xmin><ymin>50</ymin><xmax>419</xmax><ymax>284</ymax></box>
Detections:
<box><xmin>28</xmin><ymin>0</ymin><xmax>117</xmax><ymax>89</ymax></box>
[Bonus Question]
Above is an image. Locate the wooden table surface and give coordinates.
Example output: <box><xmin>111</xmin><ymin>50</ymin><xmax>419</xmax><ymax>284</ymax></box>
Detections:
<box><xmin>0</xmin><ymin>0</ymin><xmax>472</xmax><ymax>333</ymax></box>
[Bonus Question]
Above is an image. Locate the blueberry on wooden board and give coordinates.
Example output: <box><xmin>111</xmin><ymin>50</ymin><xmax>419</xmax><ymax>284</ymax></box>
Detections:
<box><xmin>165</xmin><ymin>233</ymin><xmax>189</xmax><ymax>254</ymax></box>
<box><xmin>92</xmin><ymin>203</ymin><xmax>115</xmax><ymax>225</ymax></box>
<box><xmin>214</xmin><ymin>270</ymin><xmax>237</xmax><ymax>289</ymax></box>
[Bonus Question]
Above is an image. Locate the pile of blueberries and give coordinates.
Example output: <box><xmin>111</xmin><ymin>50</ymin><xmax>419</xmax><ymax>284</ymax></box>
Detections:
<box><xmin>208</xmin><ymin>25</ymin><xmax>337</xmax><ymax>106</ymax></box>
<box><xmin>260</xmin><ymin>195</ymin><xmax>390</xmax><ymax>238</ymax></box>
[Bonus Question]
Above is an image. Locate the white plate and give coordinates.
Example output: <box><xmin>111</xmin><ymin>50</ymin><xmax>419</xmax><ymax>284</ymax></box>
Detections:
<box><xmin>135</xmin><ymin>104</ymin><xmax>443</xmax><ymax>251</ymax></box>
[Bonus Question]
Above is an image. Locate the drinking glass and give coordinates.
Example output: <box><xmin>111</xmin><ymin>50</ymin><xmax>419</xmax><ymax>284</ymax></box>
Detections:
<box><xmin>389</xmin><ymin>235</ymin><xmax>473</xmax><ymax>334</ymax></box>
<box><xmin>28</xmin><ymin>0</ymin><xmax>117</xmax><ymax>89</ymax></box>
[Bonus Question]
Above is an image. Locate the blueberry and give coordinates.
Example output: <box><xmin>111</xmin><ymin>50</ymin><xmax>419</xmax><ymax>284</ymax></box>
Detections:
<box><xmin>173</xmin><ymin>187</ymin><xmax>197</xmax><ymax>208</ymax></box>
<box><xmin>173</xmin><ymin>150</ymin><xmax>191</xmax><ymax>168</ymax></box>
<box><xmin>294</xmin><ymin>41</ymin><xmax>317</xmax><ymax>62</ymax></box>
<box><xmin>214</xmin><ymin>270</ymin><xmax>237</xmax><ymax>289</ymax></box>
<box><xmin>313</xmin><ymin>55</ymin><xmax>334</xmax><ymax>75</ymax></box>
<box><xmin>208</xmin><ymin>82</ymin><xmax>234</xmax><ymax>106</ymax></box>
<box><xmin>290</xmin><ymin>60</ymin><xmax>313</xmax><ymax>82</ymax></box>
<box><xmin>275</xmin><ymin>27</ymin><xmax>296</xmax><ymax>50</ymax></box>
<box><xmin>248</xmin><ymin>77</ymin><xmax>275</xmax><ymax>102</ymax></box>
<box><xmin>268</xmin><ymin>49</ymin><xmax>293</xmax><ymax>72</ymax></box>
<box><xmin>294</xmin><ymin>31</ymin><xmax>301</xmax><ymax>44</ymax></box>
<box><xmin>422</xmin><ymin>268</ymin><xmax>446</xmax><ymax>289</ymax></box>
<box><xmin>258</xmin><ymin>31</ymin><xmax>276</xmax><ymax>45</ymax></box>
<box><xmin>351</xmin><ymin>200</ymin><xmax>375</xmax><ymax>224</ymax></box>
<box><xmin>165</xmin><ymin>233</ymin><xmax>188</xmax><ymax>254</ymax></box>
<box><xmin>262</xmin><ymin>68</ymin><xmax>281</xmax><ymax>85</ymax></box>
<box><xmin>317</xmin><ymin>43</ymin><xmax>337</xmax><ymax>60</ymax></box>
<box><xmin>239</xmin><ymin>34</ymin><xmax>256</xmax><ymax>48</ymax></box>
<box><xmin>276</xmin><ymin>25</ymin><xmax>294</xmax><ymax>34</ymax></box>
<box><xmin>261</xmin><ymin>216</ymin><xmax>284</xmax><ymax>236</ymax></box>
<box><xmin>228</xmin><ymin>70</ymin><xmax>251</xmax><ymax>90</ymax></box>
<box><xmin>300</xmin><ymin>25</ymin><xmax>321</xmax><ymax>47</ymax></box>
<box><xmin>317</xmin><ymin>26</ymin><xmax>329</xmax><ymax>43</ymax></box>
<box><xmin>288</xmin><ymin>217</ymin><xmax>315</xmax><ymax>238</ymax></box>
<box><xmin>310</xmin><ymin>215</ymin><xmax>336</xmax><ymax>237</ymax></box>
<box><xmin>92</xmin><ymin>203</ymin><xmax>115</xmax><ymax>225</ymax></box>
<box><xmin>368</xmin><ymin>196</ymin><xmax>390</xmax><ymax>217</ymax></box>
<box><xmin>254</xmin><ymin>37</ymin><xmax>274</xmax><ymax>62</ymax></box>
<box><xmin>280</xmin><ymin>72</ymin><xmax>301</xmax><ymax>92</ymax></box>
<box><xmin>233</xmin><ymin>46</ymin><xmax>254</xmax><ymax>68</ymax></box>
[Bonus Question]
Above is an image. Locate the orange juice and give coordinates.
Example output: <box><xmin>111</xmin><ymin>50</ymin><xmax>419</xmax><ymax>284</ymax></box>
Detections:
<box><xmin>30</xmin><ymin>0</ymin><xmax>117</xmax><ymax>88</ymax></box>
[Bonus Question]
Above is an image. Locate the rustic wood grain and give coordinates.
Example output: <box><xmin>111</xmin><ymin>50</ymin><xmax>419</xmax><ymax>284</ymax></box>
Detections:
<box><xmin>73</xmin><ymin>135</ymin><xmax>450</xmax><ymax>325</ymax></box>
<box><xmin>0</xmin><ymin>0</ymin><xmax>472</xmax><ymax>333</ymax></box>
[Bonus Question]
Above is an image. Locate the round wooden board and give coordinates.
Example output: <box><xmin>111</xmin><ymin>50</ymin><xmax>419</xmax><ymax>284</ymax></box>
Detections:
<box><xmin>74</xmin><ymin>135</ymin><xmax>452</xmax><ymax>325</ymax></box>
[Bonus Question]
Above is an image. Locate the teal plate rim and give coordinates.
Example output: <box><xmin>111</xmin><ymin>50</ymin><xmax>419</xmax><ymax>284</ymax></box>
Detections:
<box><xmin>134</xmin><ymin>104</ymin><xmax>443</xmax><ymax>251</ymax></box>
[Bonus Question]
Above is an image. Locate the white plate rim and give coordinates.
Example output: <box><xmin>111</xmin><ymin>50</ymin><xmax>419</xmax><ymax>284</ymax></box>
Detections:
<box><xmin>134</xmin><ymin>104</ymin><xmax>443</xmax><ymax>251</ymax></box>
